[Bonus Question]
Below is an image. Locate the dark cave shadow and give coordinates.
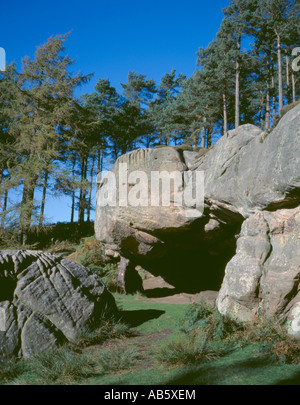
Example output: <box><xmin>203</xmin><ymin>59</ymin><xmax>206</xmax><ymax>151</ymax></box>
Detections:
<box><xmin>143</xmin><ymin>287</ymin><xmax>180</xmax><ymax>298</ymax></box>
<box><xmin>118</xmin><ymin>309</ymin><xmax>165</xmax><ymax>328</ymax></box>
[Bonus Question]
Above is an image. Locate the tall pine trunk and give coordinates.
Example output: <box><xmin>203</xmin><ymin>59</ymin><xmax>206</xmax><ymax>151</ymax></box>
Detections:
<box><xmin>201</xmin><ymin>116</ymin><xmax>207</xmax><ymax>148</ymax></box>
<box><xmin>266</xmin><ymin>59</ymin><xmax>271</xmax><ymax>130</ymax></box>
<box><xmin>292</xmin><ymin>69</ymin><xmax>296</xmax><ymax>103</ymax></box>
<box><xmin>78</xmin><ymin>157</ymin><xmax>88</xmax><ymax>226</ymax></box>
<box><xmin>70</xmin><ymin>156</ymin><xmax>76</xmax><ymax>224</ymax></box>
<box><xmin>87</xmin><ymin>154</ymin><xmax>95</xmax><ymax>223</ymax></box>
<box><xmin>1</xmin><ymin>188</ymin><xmax>8</xmax><ymax>229</ymax></box>
<box><xmin>19</xmin><ymin>180</ymin><xmax>35</xmax><ymax>245</ymax></box>
<box><xmin>235</xmin><ymin>37</ymin><xmax>241</xmax><ymax>129</ymax></box>
<box><xmin>192</xmin><ymin>127</ymin><xmax>199</xmax><ymax>148</ymax></box>
<box><xmin>200</xmin><ymin>128</ymin><xmax>206</xmax><ymax>149</ymax></box>
<box><xmin>286</xmin><ymin>51</ymin><xmax>290</xmax><ymax>102</ymax></box>
<box><xmin>272</xmin><ymin>63</ymin><xmax>277</xmax><ymax>123</ymax></box>
<box><xmin>223</xmin><ymin>91</ymin><xmax>228</xmax><ymax>136</ymax></box>
<box><xmin>158</xmin><ymin>131</ymin><xmax>163</xmax><ymax>145</ymax></box>
<box><xmin>39</xmin><ymin>170</ymin><xmax>48</xmax><ymax>227</ymax></box>
<box><xmin>97</xmin><ymin>148</ymin><xmax>103</xmax><ymax>174</ymax></box>
<box><xmin>276</xmin><ymin>31</ymin><xmax>283</xmax><ymax>112</ymax></box>
<box><xmin>207</xmin><ymin>127</ymin><xmax>212</xmax><ymax>148</ymax></box>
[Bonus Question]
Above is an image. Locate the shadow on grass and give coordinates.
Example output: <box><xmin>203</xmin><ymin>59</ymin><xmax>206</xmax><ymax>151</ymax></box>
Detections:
<box><xmin>163</xmin><ymin>355</ymin><xmax>279</xmax><ymax>385</ymax></box>
<box><xmin>143</xmin><ymin>288</ymin><xmax>179</xmax><ymax>298</ymax></box>
<box><xmin>275</xmin><ymin>372</ymin><xmax>300</xmax><ymax>385</ymax></box>
<box><xmin>119</xmin><ymin>309</ymin><xmax>165</xmax><ymax>328</ymax></box>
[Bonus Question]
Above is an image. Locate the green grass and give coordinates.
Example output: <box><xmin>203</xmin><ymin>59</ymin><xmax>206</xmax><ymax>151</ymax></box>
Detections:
<box><xmin>1</xmin><ymin>294</ymin><xmax>300</xmax><ymax>385</ymax></box>
<box><xmin>73</xmin><ymin>319</ymin><xmax>135</xmax><ymax>348</ymax></box>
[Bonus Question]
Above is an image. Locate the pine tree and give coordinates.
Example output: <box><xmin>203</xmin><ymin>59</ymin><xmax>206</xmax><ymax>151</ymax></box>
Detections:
<box><xmin>149</xmin><ymin>69</ymin><xmax>186</xmax><ymax>146</ymax></box>
<box><xmin>2</xmin><ymin>34</ymin><xmax>91</xmax><ymax>240</ymax></box>
<box><xmin>223</xmin><ymin>0</ymin><xmax>258</xmax><ymax>128</ymax></box>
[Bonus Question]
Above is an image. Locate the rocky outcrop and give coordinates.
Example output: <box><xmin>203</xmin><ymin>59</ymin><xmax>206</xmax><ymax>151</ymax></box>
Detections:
<box><xmin>95</xmin><ymin>146</ymin><xmax>240</xmax><ymax>293</ymax></box>
<box><xmin>95</xmin><ymin>103</ymin><xmax>300</xmax><ymax>336</ymax></box>
<box><xmin>216</xmin><ymin>209</ymin><xmax>300</xmax><ymax>336</ymax></box>
<box><xmin>0</xmin><ymin>250</ymin><xmax>117</xmax><ymax>362</ymax></box>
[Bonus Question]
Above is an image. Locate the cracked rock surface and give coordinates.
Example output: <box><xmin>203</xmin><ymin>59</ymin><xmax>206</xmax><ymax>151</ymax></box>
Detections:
<box><xmin>0</xmin><ymin>250</ymin><xmax>117</xmax><ymax>362</ymax></box>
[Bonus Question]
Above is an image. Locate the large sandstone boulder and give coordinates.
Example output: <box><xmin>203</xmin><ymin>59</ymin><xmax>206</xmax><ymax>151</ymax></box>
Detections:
<box><xmin>95</xmin><ymin>147</ymin><xmax>239</xmax><ymax>293</ymax></box>
<box><xmin>95</xmin><ymin>103</ymin><xmax>300</xmax><ymax>336</ymax></box>
<box><xmin>0</xmin><ymin>250</ymin><xmax>117</xmax><ymax>362</ymax></box>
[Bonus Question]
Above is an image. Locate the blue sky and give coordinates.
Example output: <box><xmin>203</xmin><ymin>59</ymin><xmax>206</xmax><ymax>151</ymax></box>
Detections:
<box><xmin>1</xmin><ymin>0</ymin><xmax>229</xmax><ymax>224</ymax></box>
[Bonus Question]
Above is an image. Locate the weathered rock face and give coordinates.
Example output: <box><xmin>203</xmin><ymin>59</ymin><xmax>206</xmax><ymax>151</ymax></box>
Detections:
<box><xmin>0</xmin><ymin>250</ymin><xmax>117</xmax><ymax>362</ymax></box>
<box><xmin>217</xmin><ymin>209</ymin><xmax>300</xmax><ymax>333</ymax></box>
<box><xmin>95</xmin><ymin>147</ymin><xmax>241</xmax><ymax>293</ymax></box>
<box><xmin>95</xmin><ymin>103</ymin><xmax>300</xmax><ymax>335</ymax></box>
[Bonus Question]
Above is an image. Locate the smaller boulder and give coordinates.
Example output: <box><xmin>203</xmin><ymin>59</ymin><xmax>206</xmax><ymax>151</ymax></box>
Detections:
<box><xmin>0</xmin><ymin>250</ymin><xmax>117</xmax><ymax>362</ymax></box>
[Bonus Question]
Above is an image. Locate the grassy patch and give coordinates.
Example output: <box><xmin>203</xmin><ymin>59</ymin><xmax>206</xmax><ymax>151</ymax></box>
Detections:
<box><xmin>11</xmin><ymin>343</ymin><xmax>140</xmax><ymax>385</ymax></box>
<box><xmin>21</xmin><ymin>348</ymin><xmax>96</xmax><ymax>385</ymax></box>
<box><xmin>93</xmin><ymin>346</ymin><xmax>142</xmax><ymax>374</ymax></box>
<box><xmin>156</xmin><ymin>334</ymin><xmax>226</xmax><ymax>366</ymax></box>
<box><xmin>237</xmin><ymin>317</ymin><xmax>300</xmax><ymax>365</ymax></box>
<box><xmin>73</xmin><ymin>319</ymin><xmax>136</xmax><ymax>348</ymax></box>
<box><xmin>0</xmin><ymin>360</ymin><xmax>27</xmax><ymax>384</ymax></box>
<box><xmin>2</xmin><ymin>295</ymin><xmax>300</xmax><ymax>386</ymax></box>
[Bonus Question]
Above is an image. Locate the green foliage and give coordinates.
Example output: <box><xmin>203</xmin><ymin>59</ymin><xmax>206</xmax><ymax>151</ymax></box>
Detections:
<box><xmin>72</xmin><ymin>236</ymin><xmax>120</xmax><ymax>292</ymax></box>
<box><xmin>239</xmin><ymin>317</ymin><xmax>300</xmax><ymax>365</ymax></box>
<box><xmin>180</xmin><ymin>301</ymin><xmax>243</xmax><ymax>341</ymax></box>
<box><xmin>0</xmin><ymin>360</ymin><xmax>27</xmax><ymax>383</ymax></box>
<box><xmin>0</xmin><ymin>221</ymin><xmax>94</xmax><ymax>250</ymax></box>
<box><xmin>95</xmin><ymin>264</ymin><xmax>120</xmax><ymax>293</ymax></box>
<box><xmin>94</xmin><ymin>346</ymin><xmax>141</xmax><ymax>374</ymax></box>
<box><xmin>13</xmin><ymin>345</ymin><xmax>139</xmax><ymax>385</ymax></box>
<box><xmin>26</xmin><ymin>348</ymin><xmax>96</xmax><ymax>384</ymax></box>
<box><xmin>159</xmin><ymin>301</ymin><xmax>300</xmax><ymax>367</ymax></box>
<box><xmin>156</xmin><ymin>334</ymin><xmax>226</xmax><ymax>366</ymax></box>
<box><xmin>73</xmin><ymin>235</ymin><xmax>106</xmax><ymax>268</ymax></box>
<box><xmin>73</xmin><ymin>319</ymin><xmax>134</xmax><ymax>348</ymax></box>
<box><xmin>155</xmin><ymin>301</ymin><xmax>241</xmax><ymax>367</ymax></box>
<box><xmin>0</xmin><ymin>34</ymin><xmax>92</xmax><ymax>240</ymax></box>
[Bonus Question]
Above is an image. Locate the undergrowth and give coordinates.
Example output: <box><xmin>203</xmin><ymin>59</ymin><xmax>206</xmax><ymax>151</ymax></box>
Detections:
<box><xmin>73</xmin><ymin>319</ymin><xmax>136</xmax><ymax>348</ymax></box>
<box><xmin>0</xmin><ymin>360</ymin><xmax>27</xmax><ymax>384</ymax></box>
<box><xmin>72</xmin><ymin>236</ymin><xmax>120</xmax><ymax>292</ymax></box>
<box><xmin>156</xmin><ymin>301</ymin><xmax>300</xmax><ymax>367</ymax></box>
<box><xmin>157</xmin><ymin>333</ymin><xmax>227</xmax><ymax>366</ymax></box>
<box><xmin>11</xmin><ymin>344</ymin><xmax>140</xmax><ymax>385</ymax></box>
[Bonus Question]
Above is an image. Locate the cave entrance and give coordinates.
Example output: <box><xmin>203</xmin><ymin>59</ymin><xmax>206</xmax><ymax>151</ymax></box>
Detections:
<box><xmin>120</xmin><ymin>221</ymin><xmax>241</xmax><ymax>297</ymax></box>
